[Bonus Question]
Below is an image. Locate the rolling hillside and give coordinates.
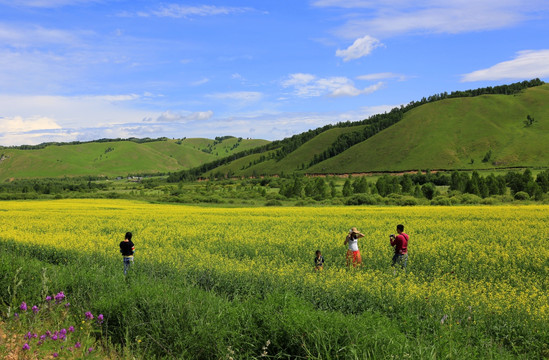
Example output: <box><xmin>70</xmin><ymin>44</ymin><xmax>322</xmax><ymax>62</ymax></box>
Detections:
<box><xmin>0</xmin><ymin>137</ymin><xmax>269</xmax><ymax>180</ymax></box>
<box><xmin>202</xmin><ymin>82</ymin><xmax>549</xmax><ymax>177</ymax></box>
<box><xmin>308</xmin><ymin>84</ymin><xmax>549</xmax><ymax>173</ymax></box>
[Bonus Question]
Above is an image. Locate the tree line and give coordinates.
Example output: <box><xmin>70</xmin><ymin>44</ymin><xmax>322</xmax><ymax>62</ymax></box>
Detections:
<box><xmin>1</xmin><ymin>137</ymin><xmax>170</xmax><ymax>150</ymax></box>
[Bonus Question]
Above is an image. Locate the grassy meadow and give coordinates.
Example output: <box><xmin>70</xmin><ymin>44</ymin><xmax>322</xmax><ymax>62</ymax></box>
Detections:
<box><xmin>0</xmin><ymin>137</ymin><xmax>269</xmax><ymax>181</ymax></box>
<box><xmin>1</xmin><ymin>199</ymin><xmax>548</xmax><ymax>359</ymax></box>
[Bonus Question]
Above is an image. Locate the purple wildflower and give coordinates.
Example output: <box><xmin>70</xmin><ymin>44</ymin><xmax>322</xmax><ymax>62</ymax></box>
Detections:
<box><xmin>52</xmin><ymin>334</ymin><xmax>58</xmax><ymax>341</ymax></box>
<box><xmin>54</xmin><ymin>291</ymin><xmax>65</xmax><ymax>303</ymax></box>
<box><xmin>75</xmin><ymin>342</ymin><xmax>81</xmax><ymax>349</ymax></box>
<box><xmin>37</xmin><ymin>341</ymin><xmax>43</xmax><ymax>346</ymax></box>
<box><xmin>85</xmin><ymin>311</ymin><xmax>94</xmax><ymax>320</ymax></box>
<box><xmin>32</xmin><ymin>305</ymin><xmax>39</xmax><ymax>314</ymax></box>
<box><xmin>68</xmin><ymin>326</ymin><xmax>75</xmax><ymax>332</ymax></box>
<box><xmin>45</xmin><ymin>295</ymin><xmax>52</xmax><ymax>302</ymax></box>
<box><xmin>46</xmin><ymin>330</ymin><xmax>52</xmax><ymax>337</ymax></box>
<box><xmin>60</xmin><ymin>328</ymin><xmax>67</xmax><ymax>335</ymax></box>
<box><xmin>32</xmin><ymin>333</ymin><xmax>38</xmax><ymax>338</ymax></box>
<box><xmin>20</xmin><ymin>302</ymin><xmax>27</xmax><ymax>311</ymax></box>
<box><xmin>22</xmin><ymin>343</ymin><xmax>30</xmax><ymax>350</ymax></box>
<box><xmin>65</xmin><ymin>302</ymin><xmax>71</xmax><ymax>308</ymax></box>
<box><xmin>53</xmin><ymin>352</ymin><xmax>59</xmax><ymax>357</ymax></box>
<box><xmin>25</xmin><ymin>332</ymin><xmax>32</xmax><ymax>339</ymax></box>
<box><xmin>14</xmin><ymin>312</ymin><xmax>19</xmax><ymax>318</ymax></box>
<box><xmin>40</xmin><ymin>335</ymin><xmax>47</xmax><ymax>341</ymax></box>
<box><xmin>97</xmin><ymin>314</ymin><xmax>104</xmax><ymax>324</ymax></box>
<box><xmin>88</xmin><ymin>347</ymin><xmax>94</xmax><ymax>353</ymax></box>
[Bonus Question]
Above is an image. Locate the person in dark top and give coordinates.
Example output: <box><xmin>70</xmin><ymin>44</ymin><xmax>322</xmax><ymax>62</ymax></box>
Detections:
<box><xmin>314</xmin><ymin>250</ymin><xmax>325</xmax><ymax>271</ymax></box>
<box><xmin>390</xmin><ymin>224</ymin><xmax>409</xmax><ymax>272</ymax></box>
<box><xmin>119</xmin><ymin>232</ymin><xmax>135</xmax><ymax>275</ymax></box>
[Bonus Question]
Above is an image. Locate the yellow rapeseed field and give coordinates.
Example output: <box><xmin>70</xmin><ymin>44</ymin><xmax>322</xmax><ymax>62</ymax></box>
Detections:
<box><xmin>1</xmin><ymin>199</ymin><xmax>548</xmax><ymax>329</ymax></box>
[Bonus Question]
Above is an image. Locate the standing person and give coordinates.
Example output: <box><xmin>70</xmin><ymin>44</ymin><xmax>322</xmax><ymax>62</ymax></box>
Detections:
<box><xmin>344</xmin><ymin>227</ymin><xmax>364</xmax><ymax>267</ymax></box>
<box><xmin>314</xmin><ymin>250</ymin><xmax>325</xmax><ymax>271</ymax></box>
<box><xmin>390</xmin><ymin>224</ymin><xmax>409</xmax><ymax>272</ymax></box>
<box><xmin>120</xmin><ymin>232</ymin><xmax>135</xmax><ymax>276</ymax></box>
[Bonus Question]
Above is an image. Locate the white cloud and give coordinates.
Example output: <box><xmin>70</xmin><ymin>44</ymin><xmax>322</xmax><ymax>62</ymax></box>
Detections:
<box><xmin>0</xmin><ymin>24</ymin><xmax>81</xmax><ymax>48</ymax></box>
<box><xmin>190</xmin><ymin>78</ymin><xmax>210</xmax><ymax>86</ymax></box>
<box><xmin>206</xmin><ymin>91</ymin><xmax>263</xmax><ymax>106</ymax></box>
<box><xmin>357</xmin><ymin>72</ymin><xmax>407</xmax><ymax>81</ymax></box>
<box><xmin>313</xmin><ymin>0</ymin><xmax>548</xmax><ymax>38</ymax></box>
<box><xmin>461</xmin><ymin>50</ymin><xmax>549</xmax><ymax>82</ymax></box>
<box><xmin>282</xmin><ymin>73</ymin><xmax>383</xmax><ymax>98</ymax></box>
<box><xmin>149</xmin><ymin>5</ymin><xmax>258</xmax><ymax>18</ymax></box>
<box><xmin>0</xmin><ymin>116</ymin><xmax>61</xmax><ymax>133</ymax></box>
<box><xmin>335</xmin><ymin>35</ymin><xmax>383</xmax><ymax>61</ymax></box>
<box><xmin>329</xmin><ymin>82</ymin><xmax>384</xmax><ymax>98</ymax></box>
<box><xmin>0</xmin><ymin>94</ymin><xmax>151</xmax><ymax>129</ymax></box>
<box><xmin>0</xmin><ymin>0</ymin><xmax>99</xmax><ymax>8</ymax></box>
<box><xmin>147</xmin><ymin>110</ymin><xmax>214</xmax><ymax>123</ymax></box>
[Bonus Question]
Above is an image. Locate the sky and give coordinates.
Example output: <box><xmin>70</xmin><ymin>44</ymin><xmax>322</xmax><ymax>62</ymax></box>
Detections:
<box><xmin>1</xmin><ymin>0</ymin><xmax>549</xmax><ymax>146</ymax></box>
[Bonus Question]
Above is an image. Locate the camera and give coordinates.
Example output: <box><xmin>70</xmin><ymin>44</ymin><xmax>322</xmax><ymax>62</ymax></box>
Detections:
<box><xmin>389</xmin><ymin>234</ymin><xmax>395</xmax><ymax>239</ymax></box>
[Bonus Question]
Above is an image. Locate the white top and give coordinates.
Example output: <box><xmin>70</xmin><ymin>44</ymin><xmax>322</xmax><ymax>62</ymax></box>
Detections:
<box><xmin>347</xmin><ymin>237</ymin><xmax>359</xmax><ymax>251</ymax></box>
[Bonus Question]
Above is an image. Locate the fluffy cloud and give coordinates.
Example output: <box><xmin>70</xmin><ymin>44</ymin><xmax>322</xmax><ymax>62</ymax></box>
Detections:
<box><xmin>335</xmin><ymin>35</ymin><xmax>383</xmax><ymax>61</ymax></box>
<box><xmin>461</xmin><ymin>50</ymin><xmax>549</xmax><ymax>82</ymax></box>
<box><xmin>0</xmin><ymin>116</ymin><xmax>61</xmax><ymax>133</ymax></box>
<box><xmin>282</xmin><ymin>73</ymin><xmax>383</xmax><ymax>98</ymax></box>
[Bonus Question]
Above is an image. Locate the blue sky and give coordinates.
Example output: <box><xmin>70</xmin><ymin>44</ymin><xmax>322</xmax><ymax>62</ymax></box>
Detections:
<box><xmin>1</xmin><ymin>0</ymin><xmax>549</xmax><ymax>146</ymax></box>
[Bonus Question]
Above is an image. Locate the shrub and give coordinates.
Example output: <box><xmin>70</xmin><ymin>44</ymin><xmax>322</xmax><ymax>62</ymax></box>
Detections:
<box><xmin>265</xmin><ymin>200</ymin><xmax>283</xmax><ymax>206</ymax></box>
<box><xmin>345</xmin><ymin>194</ymin><xmax>379</xmax><ymax>205</ymax></box>
<box><xmin>514</xmin><ymin>191</ymin><xmax>530</xmax><ymax>200</ymax></box>
<box><xmin>481</xmin><ymin>197</ymin><xmax>497</xmax><ymax>205</ymax></box>
<box><xmin>459</xmin><ymin>193</ymin><xmax>482</xmax><ymax>204</ymax></box>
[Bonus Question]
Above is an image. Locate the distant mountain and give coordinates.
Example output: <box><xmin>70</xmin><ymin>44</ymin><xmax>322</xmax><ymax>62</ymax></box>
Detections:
<box><xmin>0</xmin><ymin>137</ymin><xmax>269</xmax><ymax>180</ymax></box>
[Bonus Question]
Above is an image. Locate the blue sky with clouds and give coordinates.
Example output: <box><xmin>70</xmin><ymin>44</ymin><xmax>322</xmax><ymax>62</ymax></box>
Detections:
<box><xmin>1</xmin><ymin>0</ymin><xmax>549</xmax><ymax>146</ymax></box>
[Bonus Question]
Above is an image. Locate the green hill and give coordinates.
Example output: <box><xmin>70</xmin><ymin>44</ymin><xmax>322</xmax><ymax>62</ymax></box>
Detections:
<box><xmin>195</xmin><ymin>82</ymin><xmax>549</xmax><ymax>178</ymax></box>
<box><xmin>0</xmin><ymin>137</ymin><xmax>269</xmax><ymax>180</ymax></box>
<box><xmin>308</xmin><ymin>84</ymin><xmax>549</xmax><ymax>173</ymax></box>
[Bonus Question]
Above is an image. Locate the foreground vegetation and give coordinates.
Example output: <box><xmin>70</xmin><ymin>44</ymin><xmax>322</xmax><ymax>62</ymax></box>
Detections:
<box><xmin>1</xmin><ymin>200</ymin><xmax>548</xmax><ymax>359</ymax></box>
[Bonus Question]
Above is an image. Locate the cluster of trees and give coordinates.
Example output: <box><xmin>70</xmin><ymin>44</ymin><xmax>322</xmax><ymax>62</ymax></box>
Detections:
<box><xmin>274</xmin><ymin>169</ymin><xmax>549</xmax><ymax>202</ymax></box>
<box><xmin>0</xmin><ymin>178</ymin><xmax>108</xmax><ymax>195</ymax></box>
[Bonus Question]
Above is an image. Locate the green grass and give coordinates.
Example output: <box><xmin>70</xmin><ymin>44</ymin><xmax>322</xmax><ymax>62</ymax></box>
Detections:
<box><xmin>0</xmin><ymin>241</ymin><xmax>524</xmax><ymax>360</ymax></box>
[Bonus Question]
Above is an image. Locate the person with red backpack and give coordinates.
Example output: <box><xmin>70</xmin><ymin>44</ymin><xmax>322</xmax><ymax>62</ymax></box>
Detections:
<box><xmin>390</xmin><ymin>224</ymin><xmax>409</xmax><ymax>271</ymax></box>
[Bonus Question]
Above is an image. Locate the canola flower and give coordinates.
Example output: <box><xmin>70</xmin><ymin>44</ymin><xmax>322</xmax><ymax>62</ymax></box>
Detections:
<box><xmin>0</xmin><ymin>199</ymin><xmax>548</xmax><ymax>338</ymax></box>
